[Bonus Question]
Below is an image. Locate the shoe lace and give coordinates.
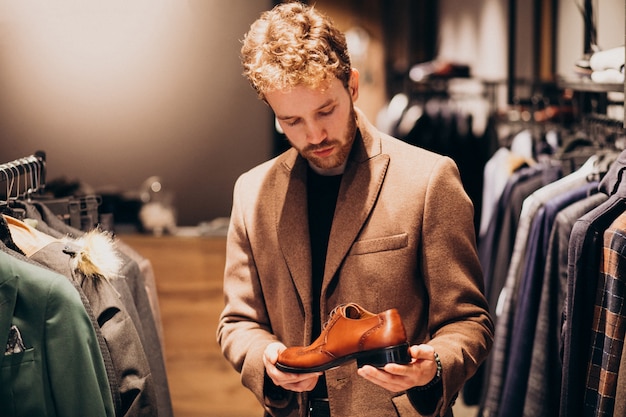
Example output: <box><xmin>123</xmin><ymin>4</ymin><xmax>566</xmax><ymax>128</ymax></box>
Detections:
<box><xmin>321</xmin><ymin>304</ymin><xmax>344</xmax><ymax>331</ymax></box>
<box><xmin>321</xmin><ymin>303</ymin><xmax>359</xmax><ymax>330</ymax></box>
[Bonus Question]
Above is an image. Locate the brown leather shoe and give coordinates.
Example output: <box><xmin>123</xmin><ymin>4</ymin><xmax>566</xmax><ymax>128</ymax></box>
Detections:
<box><xmin>275</xmin><ymin>303</ymin><xmax>411</xmax><ymax>373</ymax></box>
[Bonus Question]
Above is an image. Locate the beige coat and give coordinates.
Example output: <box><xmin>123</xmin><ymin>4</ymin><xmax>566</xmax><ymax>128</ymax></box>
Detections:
<box><xmin>217</xmin><ymin>109</ymin><xmax>494</xmax><ymax>417</ymax></box>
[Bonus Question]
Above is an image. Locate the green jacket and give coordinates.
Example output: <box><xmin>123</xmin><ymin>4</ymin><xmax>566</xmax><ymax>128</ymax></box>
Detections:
<box><xmin>0</xmin><ymin>249</ymin><xmax>114</xmax><ymax>417</ymax></box>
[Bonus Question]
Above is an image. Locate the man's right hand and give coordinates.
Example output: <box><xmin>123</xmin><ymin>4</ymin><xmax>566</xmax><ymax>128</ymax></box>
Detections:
<box><xmin>263</xmin><ymin>342</ymin><xmax>322</xmax><ymax>392</ymax></box>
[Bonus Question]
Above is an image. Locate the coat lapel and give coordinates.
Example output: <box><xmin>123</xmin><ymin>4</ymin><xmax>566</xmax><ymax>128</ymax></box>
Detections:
<box><xmin>275</xmin><ymin>150</ymin><xmax>313</xmax><ymax>311</ymax></box>
<box><xmin>274</xmin><ymin>109</ymin><xmax>389</xmax><ymax>313</ymax></box>
<box><xmin>323</xmin><ymin>120</ymin><xmax>389</xmax><ymax>295</ymax></box>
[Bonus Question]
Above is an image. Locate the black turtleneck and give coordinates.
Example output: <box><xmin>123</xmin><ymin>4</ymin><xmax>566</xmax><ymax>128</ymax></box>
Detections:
<box><xmin>307</xmin><ymin>166</ymin><xmax>342</xmax><ymax>338</ymax></box>
<box><xmin>306</xmin><ymin>165</ymin><xmax>342</xmax><ymax>399</ymax></box>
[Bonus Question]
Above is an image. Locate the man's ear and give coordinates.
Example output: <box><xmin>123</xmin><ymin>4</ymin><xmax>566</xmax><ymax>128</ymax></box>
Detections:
<box><xmin>348</xmin><ymin>68</ymin><xmax>359</xmax><ymax>101</ymax></box>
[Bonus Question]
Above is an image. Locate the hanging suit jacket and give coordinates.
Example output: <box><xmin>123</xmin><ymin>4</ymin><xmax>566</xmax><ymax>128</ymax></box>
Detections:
<box><xmin>217</xmin><ymin>108</ymin><xmax>494</xmax><ymax>417</ymax></box>
<box><xmin>28</xmin><ymin>201</ymin><xmax>166</xmax><ymax>349</ymax></box>
<box><xmin>561</xmin><ymin>149</ymin><xmax>626</xmax><ymax>417</ymax></box>
<box><xmin>523</xmin><ymin>185</ymin><xmax>605</xmax><ymax>417</ymax></box>
<box><xmin>2</xmin><ymin>213</ymin><xmax>159</xmax><ymax>417</ymax></box>
<box><xmin>0</xmin><ymin>216</ymin><xmax>123</xmax><ymax>415</ymax></box>
<box><xmin>20</xmin><ymin>200</ymin><xmax>173</xmax><ymax>417</ymax></box>
<box><xmin>0</xmin><ymin>249</ymin><xmax>115</xmax><ymax>417</ymax></box>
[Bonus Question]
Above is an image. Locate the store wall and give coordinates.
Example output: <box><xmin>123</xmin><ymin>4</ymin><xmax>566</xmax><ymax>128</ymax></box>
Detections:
<box><xmin>313</xmin><ymin>0</ymin><xmax>387</xmax><ymax>124</ymax></box>
<box><xmin>0</xmin><ymin>0</ymin><xmax>274</xmax><ymax>227</ymax></box>
<box><xmin>1</xmin><ymin>0</ymin><xmax>622</xmax><ymax>227</ymax></box>
<box><xmin>438</xmin><ymin>0</ymin><xmax>508</xmax><ymax>82</ymax></box>
<box><xmin>556</xmin><ymin>0</ymin><xmax>624</xmax><ymax>78</ymax></box>
<box><xmin>438</xmin><ymin>0</ymin><xmax>624</xmax><ymax>91</ymax></box>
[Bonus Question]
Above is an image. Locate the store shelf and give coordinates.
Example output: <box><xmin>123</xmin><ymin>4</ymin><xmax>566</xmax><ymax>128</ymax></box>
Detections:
<box><xmin>557</xmin><ymin>76</ymin><xmax>624</xmax><ymax>93</ymax></box>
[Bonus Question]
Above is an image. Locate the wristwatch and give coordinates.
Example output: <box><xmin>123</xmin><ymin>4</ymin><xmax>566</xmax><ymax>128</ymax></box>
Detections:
<box><xmin>414</xmin><ymin>352</ymin><xmax>442</xmax><ymax>391</ymax></box>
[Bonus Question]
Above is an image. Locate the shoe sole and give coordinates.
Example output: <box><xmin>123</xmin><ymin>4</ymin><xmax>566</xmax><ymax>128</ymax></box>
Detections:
<box><xmin>275</xmin><ymin>343</ymin><xmax>411</xmax><ymax>374</ymax></box>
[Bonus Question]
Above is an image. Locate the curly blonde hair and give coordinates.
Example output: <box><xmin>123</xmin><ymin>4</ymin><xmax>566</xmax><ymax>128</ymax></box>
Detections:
<box><xmin>241</xmin><ymin>2</ymin><xmax>352</xmax><ymax>101</ymax></box>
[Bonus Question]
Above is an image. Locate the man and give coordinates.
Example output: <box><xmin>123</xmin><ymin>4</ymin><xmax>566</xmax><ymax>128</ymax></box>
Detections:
<box><xmin>217</xmin><ymin>2</ymin><xmax>493</xmax><ymax>416</ymax></box>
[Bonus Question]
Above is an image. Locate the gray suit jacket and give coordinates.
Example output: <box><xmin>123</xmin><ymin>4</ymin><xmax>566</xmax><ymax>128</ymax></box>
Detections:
<box><xmin>21</xmin><ymin>201</ymin><xmax>173</xmax><ymax>417</ymax></box>
<box><xmin>217</xmin><ymin>109</ymin><xmax>494</xmax><ymax>417</ymax></box>
<box><xmin>29</xmin><ymin>241</ymin><xmax>157</xmax><ymax>417</ymax></box>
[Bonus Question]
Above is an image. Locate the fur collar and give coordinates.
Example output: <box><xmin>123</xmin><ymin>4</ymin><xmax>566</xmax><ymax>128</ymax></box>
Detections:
<box><xmin>64</xmin><ymin>229</ymin><xmax>121</xmax><ymax>281</ymax></box>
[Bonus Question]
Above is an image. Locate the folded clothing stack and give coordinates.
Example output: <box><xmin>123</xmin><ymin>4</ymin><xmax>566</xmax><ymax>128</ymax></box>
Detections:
<box><xmin>589</xmin><ymin>46</ymin><xmax>624</xmax><ymax>84</ymax></box>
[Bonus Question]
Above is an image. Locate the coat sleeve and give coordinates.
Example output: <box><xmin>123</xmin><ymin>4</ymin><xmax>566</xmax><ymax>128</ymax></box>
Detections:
<box><xmin>418</xmin><ymin>156</ymin><xmax>494</xmax><ymax>415</ymax></box>
<box><xmin>46</xmin><ymin>272</ymin><xmax>116</xmax><ymax>417</ymax></box>
<box><xmin>216</xmin><ymin>174</ymin><xmax>295</xmax><ymax>415</ymax></box>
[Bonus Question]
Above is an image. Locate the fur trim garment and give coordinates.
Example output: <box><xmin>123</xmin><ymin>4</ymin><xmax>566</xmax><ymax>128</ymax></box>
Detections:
<box><xmin>65</xmin><ymin>229</ymin><xmax>122</xmax><ymax>282</ymax></box>
<box><xmin>2</xmin><ymin>214</ymin><xmax>121</xmax><ymax>282</ymax></box>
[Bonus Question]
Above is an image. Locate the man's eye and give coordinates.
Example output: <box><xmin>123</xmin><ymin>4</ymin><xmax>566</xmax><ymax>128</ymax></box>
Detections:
<box><xmin>319</xmin><ymin>108</ymin><xmax>334</xmax><ymax>117</ymax></box>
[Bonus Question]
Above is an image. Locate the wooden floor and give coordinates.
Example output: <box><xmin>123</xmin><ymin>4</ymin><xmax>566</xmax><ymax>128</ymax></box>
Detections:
<box><xmin>121</xmin><ymin>235</ymin><xmax>261</xmax><ymax>417</ymax></box>
<box><xmin>121</xmin><ymin>234</ymin><xmax>478</xmax><ymax>417</ymax></box>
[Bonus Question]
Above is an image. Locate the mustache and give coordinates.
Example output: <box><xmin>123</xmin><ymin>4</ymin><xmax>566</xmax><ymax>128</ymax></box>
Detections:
<box><xmin>303</xmin><ymin>139</ymin><xmax>339</xmax><ymax>153</ymax></box>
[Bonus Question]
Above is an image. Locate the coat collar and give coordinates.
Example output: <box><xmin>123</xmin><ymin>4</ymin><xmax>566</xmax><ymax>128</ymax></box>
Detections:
<box><xmin>274</xmin><ymin>108</ymin><xmax>389</xmax><ymax>316</ymax></box>
<box><xmin>599</xmin><ymin>148</ymin><xmax>626</xmax><ymax>197</ymax></box>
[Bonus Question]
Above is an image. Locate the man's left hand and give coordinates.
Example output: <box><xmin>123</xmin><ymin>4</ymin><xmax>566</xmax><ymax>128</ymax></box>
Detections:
<box><xmin>356</xmin><ymin>344</ymin><xmax>439</xmax><ymax>392</ymax></box>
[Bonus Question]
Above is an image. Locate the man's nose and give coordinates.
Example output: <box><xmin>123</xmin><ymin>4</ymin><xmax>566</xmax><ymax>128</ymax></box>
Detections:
<box><xmin>305</xmin><ymin>121</ymin><xmax>327</xmax><ymax>144</ymax></box>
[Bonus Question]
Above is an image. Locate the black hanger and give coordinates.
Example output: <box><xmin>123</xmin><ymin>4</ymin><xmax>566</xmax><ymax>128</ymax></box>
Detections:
<box><xmin>0</xmin><ymin>152</ymin><xmax>47</xmax><ymax>221</ymax></box>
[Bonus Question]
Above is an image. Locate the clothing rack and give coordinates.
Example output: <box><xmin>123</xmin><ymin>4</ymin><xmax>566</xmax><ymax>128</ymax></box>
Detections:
<box><xmin>577</xmin><ymin>113</ymin><xmax>626</xmax><ymax>150</ymax></box>
<box><xmin>0</xmin><ymin>151</ymin><xmax>47</xmax><ymax>199</ymax></box>
<box><xmin>0</xmin><ymin>151</ymin><xmax>101</xmax><ymax>231</ymax></box>
<box><xmin>0</xmin><ymin>150</ymin><xmax>173</xmax><ymax>416</ymax></box>
<box><xmin>582</xmin><ymin>112</ymin><xmax>625</xmax><ymax>127</ymax></box>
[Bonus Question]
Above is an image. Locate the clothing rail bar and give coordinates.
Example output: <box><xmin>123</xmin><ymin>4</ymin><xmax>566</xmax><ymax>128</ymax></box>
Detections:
<box><xmin>0</xmin><ymin>151</ymin><xmax>47</xmax><ymax>196</ymax></box>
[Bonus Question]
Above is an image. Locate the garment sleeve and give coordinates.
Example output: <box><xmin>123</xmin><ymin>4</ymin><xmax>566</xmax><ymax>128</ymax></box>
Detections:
<box><xmin>80</xmin><ymin>275</ymin><xmax>158</xmax><ymax>417</ymax></box>
<box><xmin>407</xmin><ymin>381</ymin><xmax>444</xmax><ymax>415</ymax></box>
<box><xmin>216</xmin><ymin>175</ymin><xmax>295</xmax><ymax>414</ymax></box>
<box><xmin>419</xmin><ymin>156</ymin><xmax>495</xmax><ymax>415</ymax></box>
<box><xmin>46</xmin><ymin>274</ymin><xmax>115</xmax><ymax>417</ymax></box>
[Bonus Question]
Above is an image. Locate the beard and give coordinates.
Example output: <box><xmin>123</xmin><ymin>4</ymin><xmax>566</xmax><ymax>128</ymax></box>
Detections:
<box><xmin>298</xmin><ymin>105</ymin><xmax>358</xmax><ymax>170</ymax></box>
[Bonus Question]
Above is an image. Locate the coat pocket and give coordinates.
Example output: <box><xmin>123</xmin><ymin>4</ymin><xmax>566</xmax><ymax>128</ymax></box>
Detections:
<box><xmin>349</xmin><ymin>233</ymin><xmax>408</xmax><ymax>255</ymax></box>
<box><xmin>1</xmin><ymin>347</ymin><xmax>37</xmax><ymax>416</ymax></box>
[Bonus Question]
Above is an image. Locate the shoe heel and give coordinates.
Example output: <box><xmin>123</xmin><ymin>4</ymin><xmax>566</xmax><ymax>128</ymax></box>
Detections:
<box><xmin>356</xmin><ymin>343</ymin><xmax>411</xmax><ymax>368</ymax></box>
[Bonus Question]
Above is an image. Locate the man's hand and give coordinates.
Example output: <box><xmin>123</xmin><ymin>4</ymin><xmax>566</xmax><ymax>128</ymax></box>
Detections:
<box><xmin>357</xmin><ymin>344</ymin><xmax>439</xmax><ymax>392</ymax></box>
<box><xmin>263</xmin><ymin>342</ymin><xmax>323</xmax><ymax>392</ymax></box>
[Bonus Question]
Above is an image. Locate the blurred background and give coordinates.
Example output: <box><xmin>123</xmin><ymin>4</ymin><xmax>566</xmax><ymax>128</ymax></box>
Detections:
<box><xmin>0</xmin><ymin>0</ymin><xmax>622</xmax><ymax>230</ymax></box>
<box><xmin>0</xmin><ymin>1</ymin><xmax>624</xmax><ymax>416</ymax></box>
